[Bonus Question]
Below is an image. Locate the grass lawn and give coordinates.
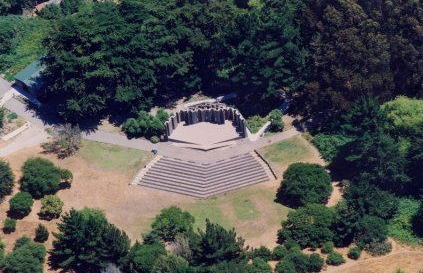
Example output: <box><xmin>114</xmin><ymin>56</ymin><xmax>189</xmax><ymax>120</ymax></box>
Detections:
<box><xmin>257</xmin><ymin>135</ymin><xmax>317</xmax><ymax>177</ymax></box>
<box><xmin>78</xmin><ymin>140</ymin><xmax>153</xmax><ymax>173</ymax></box>
<box><xmin>182</xmin><ymin>186</ymin><xmax>291</xmax><ymax>246</ymax></box>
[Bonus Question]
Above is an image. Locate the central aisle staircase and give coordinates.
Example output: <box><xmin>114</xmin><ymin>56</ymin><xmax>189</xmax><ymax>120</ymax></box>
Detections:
<box><xmin>133</xmin><ymin>152</ymin><xmax>275</xmax><ymax>198</ymax></box>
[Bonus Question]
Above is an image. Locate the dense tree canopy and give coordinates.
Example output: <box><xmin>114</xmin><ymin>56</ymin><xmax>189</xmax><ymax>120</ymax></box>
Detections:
<box><xmin>50</xmin><ymin>208</ymin><xmax>130</xmax><ymax>272</ymax></box>
<box><xmin>276</xmin><ymin>163</ymin><xmax>332</xmax><ymax>208</ymax></box>
<box><xmin>292</xmin><ymin>0</ymin><xmax>423</xmax><ymax>118</ymax></box>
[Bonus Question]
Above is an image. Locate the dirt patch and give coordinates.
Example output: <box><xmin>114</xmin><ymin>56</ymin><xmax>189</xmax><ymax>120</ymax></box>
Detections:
<box><xmin>327</xmin><ymin>182</ymin><xmax>343</xmax><ymax>207</ymax></box>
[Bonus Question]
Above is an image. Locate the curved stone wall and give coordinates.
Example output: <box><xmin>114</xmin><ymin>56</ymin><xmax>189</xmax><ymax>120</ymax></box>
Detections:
<box><xmin>165</xmin><ymin>103</ymin><xmax>247</xmax><ymax>138</ymax></box>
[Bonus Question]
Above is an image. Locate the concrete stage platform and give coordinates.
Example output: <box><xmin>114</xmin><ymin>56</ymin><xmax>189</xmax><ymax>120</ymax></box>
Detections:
<box><xmin>168</xmin><ymin>121</ymin><xmax>242</xmax><ymax>150</ymax></box>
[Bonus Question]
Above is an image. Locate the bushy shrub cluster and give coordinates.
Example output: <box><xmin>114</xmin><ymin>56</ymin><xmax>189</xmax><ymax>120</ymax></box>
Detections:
<box><xmin>122</xmin><ymin>109</ymin><xmax>169</xmax><ymax>140</ymax></box>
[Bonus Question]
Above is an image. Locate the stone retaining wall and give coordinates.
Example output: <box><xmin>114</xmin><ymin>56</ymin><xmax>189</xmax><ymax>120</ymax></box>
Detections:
<box><xmin>165</xmin><ymin>103</ymin><xmax>247</xmax><ymax>138</ymax></box>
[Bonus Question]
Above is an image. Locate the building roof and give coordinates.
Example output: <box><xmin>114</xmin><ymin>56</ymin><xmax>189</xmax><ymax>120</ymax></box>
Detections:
<box><xmin>14</xmin><ymin>60</ymin><xmax>45</xmax><ymax>91</ymax></box>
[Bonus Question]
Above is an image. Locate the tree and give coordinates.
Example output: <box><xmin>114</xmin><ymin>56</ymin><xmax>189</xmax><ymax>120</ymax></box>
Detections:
<box><xmin>291</xmin><ymin>0</ymin><xmax>422</xmax><ymax>119</ymax></box>
<box><xmin>382</xmin><ymin>96</ymin><xmax>423</xmax><ymax>138</ymax></box>
<box><xmin>34</xmin><ymin>224</ymin><xmax>49</xmax><ymax>243</ymax></box>
<box><xmin>269</xmin><ymin>109</ymin><xmax>284</xmax><ymax>132</ymax></box>
<box><xmin>4</xmin><ymin>237</ymin><xmax>46</xmax><ymax>273</ymax></box>
<box><xmin>152</xmin><ymin>254</ymin><xmax>189</xmax><ymax>273</ymax></box>
<box><xmin>9</xmin><ymin>192</ymin><xmax>33</xmax><ymax>218</ymax></box>
<box><xmin>246</xmin><ymin>258</ymin><xmax>272</xmax><ymax>273</ymax></box>
<box><xmin>21</xmin><ymin>157</ymin><xmax>61</xmax><ymax>198</ymax></box>
<box><xmin>151</xmin><ymin>206</ymin><xmax>195</xmax><ymax>241</ymax></box>
<box><xmin>122</xmin><ymin>242</ymin><xmax>166</xmax><ymax>273</ymax></box>
<box><xmin>356</xmin><ymin>215</ymin><xmax>388</xmax><ymax>248</ymax></box>
<box><xmin>40</xmin><ymin>194</ymin><xmax>64</xmax><ymax>219</ymax></box>
<box><xmin>50</xmin><ymin>208</ymin><xmax>130</xmax><ymax>272</ymax></box>
<box><xmin>60</xmin><ymin>169</ymin><xmax>73</xmax><ymax>184</ymax></box>
<box><xmin>277</xmin><ymin>204</ymin><xmax>335</xmax><ymax>248</ymax></box>
<box><xmin>276</xmin><ymin>163</ymin><xmax>332</xmax><ymax>208</ymax></box>
<box><xmin>0</xmin><ymin>160</ymin><xmax>14</xmax><ymax>200</ymax></box>
<box><xmin>42</xmin><ymin>124</ymin><xmax>82</xmax><ymax>158</ymax></box>
<box><xmin>192</xmin><ymin>219</ymin><xmax>245</xmax><ymax>265</ymax></box>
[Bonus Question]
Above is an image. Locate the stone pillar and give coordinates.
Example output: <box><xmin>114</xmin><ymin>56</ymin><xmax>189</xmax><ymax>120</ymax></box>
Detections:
<box><xmin>218</xmin><ymin>109</ymin><xmax>224</xmax><ymax>124</ymax></box>
<box><xmin>171</xmin><ymin>115</ymin><xmax>177</xmax><ymax>129</ymax></box>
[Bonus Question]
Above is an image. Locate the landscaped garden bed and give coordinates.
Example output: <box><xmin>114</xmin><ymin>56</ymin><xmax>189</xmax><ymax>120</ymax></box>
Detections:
<box><xmin>0</xmin><ymin>108</ymin><xmax>27</xmax><ymax>138</ymax></box>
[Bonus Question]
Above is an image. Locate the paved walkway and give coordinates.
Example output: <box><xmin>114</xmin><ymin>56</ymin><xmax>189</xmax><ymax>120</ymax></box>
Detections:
<box><xmin>0</xmin><ymin>82</ymin><xmax>300</xmax><ymax>160</ymax></box>
<box><xmin>84</xmin><ymin>128</ymin><xmax>299</xmax><ymax>163</ymax></box>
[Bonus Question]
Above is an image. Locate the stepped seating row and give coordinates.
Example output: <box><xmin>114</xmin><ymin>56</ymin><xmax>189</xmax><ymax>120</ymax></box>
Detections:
<box><xmin>137</xmin><ymin>153</ymin><xmax>271</xmax><ymax>198</ymax></box>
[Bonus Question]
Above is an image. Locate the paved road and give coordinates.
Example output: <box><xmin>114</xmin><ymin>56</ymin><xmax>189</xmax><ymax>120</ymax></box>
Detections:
<box><xmin>0</xmin><ymin>86</ymin><xmax>300</xmax><ymax>160</ymax></box>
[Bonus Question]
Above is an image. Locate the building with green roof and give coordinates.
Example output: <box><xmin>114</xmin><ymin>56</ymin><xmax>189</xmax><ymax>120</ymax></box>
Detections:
<box><xmin>13</xmin><ymin>60</ymin><xmax>45</xmax><ymax>96</ymax></box>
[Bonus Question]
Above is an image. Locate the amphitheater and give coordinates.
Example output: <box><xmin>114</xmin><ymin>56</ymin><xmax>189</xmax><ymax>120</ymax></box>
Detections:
<box><xmin>132</xmin><ymin>101</ymin><xmax>277</xmax><ymax>198</ymax></box>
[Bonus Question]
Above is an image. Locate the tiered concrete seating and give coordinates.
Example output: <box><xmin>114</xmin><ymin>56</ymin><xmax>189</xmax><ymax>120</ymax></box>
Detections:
<box><xmin>136</xmin><ymin>152</ymin><xmax>274</xmax><ymax>198</ymax></box>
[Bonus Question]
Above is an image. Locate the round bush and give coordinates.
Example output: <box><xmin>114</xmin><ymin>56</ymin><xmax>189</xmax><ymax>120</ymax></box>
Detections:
<box><xmin>272</xmin><ymin>245</ymin><xmax>288</xmax><ymax>260</ymax></box>
<box><xmin>9</xmin><ymin>192</ymin><xmax>33</xmax><ymax>218</ymax></box>
<box><xmin>21</xmin><ymin>158</ymin><xmax>61</xmax><ymax>198</ymax></box>
<box><xmin>321</xmin><ymin>241</ymin><xmax>334</xmax><ymax>254</ymax></box>
<box><xmin>275</xmin><ymin>261</ymin><xmax>296</xmax><ymax>273</ymax></box>
<box><xmin>150</xmin><ymin>136</ymin><xmax>160</xmax><ymax>143</ymax></box>
<box><xmin>0</xmin><ymin>160</ymin><xmax>14</xmax><ymax>200</ymax></box>
<box><xmin>34</xmin><ymin>224</ymin><xmax>49</xmax><ymax>243</ymax></box>
<box><xmin>60</xmin><ymin>169</ymin><xmax>73</xmax><ymax>183</ymax></box>
<box><xmin>347</xmin><ymin>246</ymin><xmax>361</xmax><ymax>260</ymax></box>
<box><xmin>276</xmin><ymin>163</ymin><xmax>332</xmax><ymax>208</ymax></box>
<box><xmin>3</xmin><ymin>218</ymin><xmax>16</xmax><ymax>233</ymax></box>
<box><xmin>326</xmin><ymin>251</ymin><xmax>345</xmax><ymax>265</ymax></box>
<box><xmin>40</xmin><ymin>195</ymin><xmax>64</xmax><ymax>219</ymax></box>
<box><xmin>365</xmin><ymin>240</ymin><xmax>392</xmax><ymax>256</ymax></box>
<box><xmin>308</xmin><ymin>253</ymin><xmax>324</xmax><ymax>272</ymax></box>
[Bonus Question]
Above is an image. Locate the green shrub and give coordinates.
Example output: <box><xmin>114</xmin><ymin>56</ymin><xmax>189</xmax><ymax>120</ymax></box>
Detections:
<box><xmin>34</xmin><ymin>224</ymin><xmax>49</xmax><ymax>243</ymax></box>
<box><xmin>312</xmin><ymin>133</ymin><xmax>351</xmax><ymax>162</ymax></box>
<box><xmin>7</xmin><ymin>112</ymin><xmax>18</xmax><ymax>121</ymax></box>
<box><xmin>275</xmin><ymin>261</ymin><xmax>296</xmax><ymax>273</ymax></box>
<box><xmin>347</xmin><ymin>247</ymin><xmax>361</xmax><ymax>260</ymax></box>
<box><xmin>150</xmin><ymin>136</ymin><xmax>160</xmax><ymax>143</ymax></box>
<box><xmin>269</xmin><ymin>109</ymin><xmax>284</xmax><ymax>132</ymax></box>
<box><xmin>5</xmin><ymin>236</ymin><xmax>46</xmax><ymax>273</ymax></box>
<box><xmin>308</xmin><ymin>253</ymin><xmax>324</xmax><ymax>272</ymax></box>
<box><xmin>9</xmin><ymin>192</ymin><xmax>33</xmax><ymax>218</ymax></box>
<box><xmin>250</xmin><ymin>257</ymin><xmax>272</xmax><ymax>273</ymax></box>
<box><xmin>278</xmin><ymin>204</ymin><xmax>335</xmax><ymax>249</ymax></box>
<box><xmin>246</xmin><ymin>115</ymin><xmax>268</xmax><ymax>133</ymax></box>
<box><xmin>40</xmin><ymin>195</ymin><xmax>64</xmax><ymax>219</ymax></box>
<box><xmin>59</xmin><ymin>169</ymin><xmax>73</xmax><ymax>183</ymax></box>
<box><xmin>276</xmin><ymin>163</ymin><xmax>332</xmax><ymax>208</ymax></box>
<box><xmin>123</xmin><ymin>110</ymin><xmax>169</xmax><ymax>138</ymax></box>
<box><xmin>21</xmin><ymin>158</ymin><xmax>61</xmax><ymax>198</ymax></box>
<box><xmin>365</xmin><ymin>240</ymin><xmax>392</xmax><ymax>256</ymax></box>
<box><xmin>3</xmin><ymin>218</ymin><xmax>16</xmax><ymax>233</ymax></box>
<box><xmin>272</xmin><ymin>245</ymin><xmax>288</xmax><ymax>260</ymax></box>
<box><xmin>326</xmin><ymin>251</ymin><xmax>345</xmax><ymax>265</ymax></box>
<box><xmin>321</xmin><ymin>241</ymin><xmax>334</xmax><ymax>254</ymax></box>
<box><xmin>0</xmin><ymin>160</ymin><xmax>15</xmax><ymax>200</ymax></box>
<box><xmin>252</xmin><ymin>246</ymin><xmax>272</xmax><ymax>261</ymax></box>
